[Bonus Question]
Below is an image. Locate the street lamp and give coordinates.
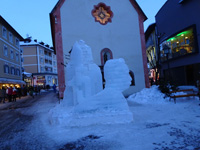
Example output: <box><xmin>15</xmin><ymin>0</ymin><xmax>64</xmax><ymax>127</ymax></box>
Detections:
<box><xmin>163</xmin><ymin>44</ymin><xmax>171</xmax><ymax>81</ymax></box>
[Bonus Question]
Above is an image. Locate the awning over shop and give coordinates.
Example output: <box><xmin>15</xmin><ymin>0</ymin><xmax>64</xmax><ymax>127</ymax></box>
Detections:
<box><xmin>22</xmin><ymin>72</ymin><xmax>32</xmax><ymax>77</ymax></box>
<box><xmin>0</xmin><ymin>78</ymin><xmax>26</xmax><ymax>85</ymax></box>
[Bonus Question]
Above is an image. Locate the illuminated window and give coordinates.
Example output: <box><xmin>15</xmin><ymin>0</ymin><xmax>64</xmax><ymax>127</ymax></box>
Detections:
<box><xmin>92</xmin><ymin>3</ymin><xmax>113</xmax><ymax>25</ymax></box>
<box><xmin>160</xmin><ymin>25</ymin><xmax>198</xmax><ymax>61</ymax></box>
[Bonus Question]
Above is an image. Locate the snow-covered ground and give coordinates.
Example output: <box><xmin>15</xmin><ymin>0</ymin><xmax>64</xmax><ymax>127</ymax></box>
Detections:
<box><xmin>6</xmin><ymin>86</ymin><xmax>200</xmax><ymax>150</ymax></box>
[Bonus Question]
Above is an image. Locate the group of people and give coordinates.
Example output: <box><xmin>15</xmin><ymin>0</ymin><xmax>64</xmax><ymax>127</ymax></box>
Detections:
<box><xmin>0</xmin><ymin>84</ymin><xmax>57</xmax><ymax>103</ymax></box>
<box><xmin>0</xmin><ymin>85</ymin><xmax>28</xmax><ymax>103</ymax></box>
<box><xmin>28</xmin><ymin>86</ymin><xmax>41</xmax><ymax>98</ymax></box>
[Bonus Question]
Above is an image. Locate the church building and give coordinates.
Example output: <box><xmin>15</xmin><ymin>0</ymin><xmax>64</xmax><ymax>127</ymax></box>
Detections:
<box><xmin>50</xmin><ymin>0</ymin><xmax>149</xmax><ymax>98</ymax></box>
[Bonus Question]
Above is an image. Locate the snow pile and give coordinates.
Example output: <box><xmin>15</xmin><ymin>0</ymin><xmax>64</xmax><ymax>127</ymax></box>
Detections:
<box><xmin>49</xmin><ymin>40</ymin><xmax>133</xmax><ymax>126</ymax></box>
<box><xmin>127</xmin><ymin>85</ymin><xmax>168</xmax><ymax>104</ymax></box>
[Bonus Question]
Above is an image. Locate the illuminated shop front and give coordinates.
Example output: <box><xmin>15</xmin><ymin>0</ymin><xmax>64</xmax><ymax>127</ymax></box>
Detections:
<box><xmin>0</xmin><ymin>78</ymin><xmax>25</xmax><ymax>89</ymax></box>
<box><xmin>159</xmin><ymin>25</ymin><xmax>199</xmax><ymax>85</ymax></box>
<box><xmin>160</xmin><ymin>26</ymin><xmax>198</xmax><ymax>62</ymax></box>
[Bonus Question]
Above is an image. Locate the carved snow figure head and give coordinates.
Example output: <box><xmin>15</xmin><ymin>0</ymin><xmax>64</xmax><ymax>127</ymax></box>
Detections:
<box><xmin>104</xmin><ymin>58</ymin><xmax>131</xmax><ymax>92</ymax></box>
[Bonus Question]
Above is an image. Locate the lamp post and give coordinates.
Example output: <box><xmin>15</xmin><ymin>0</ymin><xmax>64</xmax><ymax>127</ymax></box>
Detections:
<box><xmin>163</xmin><ymin>44</ymin><xmax>171</xmax><ymax>81</ymax></box>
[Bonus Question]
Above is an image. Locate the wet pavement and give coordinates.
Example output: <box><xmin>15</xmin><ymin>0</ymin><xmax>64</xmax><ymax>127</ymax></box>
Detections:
<box><xmin>0</xmin><ymin>91</ymin><xmax>59</xmax><ymax>150</ymax></box>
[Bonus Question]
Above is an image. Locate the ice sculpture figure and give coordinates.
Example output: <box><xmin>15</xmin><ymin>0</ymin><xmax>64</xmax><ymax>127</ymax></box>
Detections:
<box><xmin>63</xmin><ymin>40</ymin><xmax>103</xmax><ymax>106</ymax></box>
<box><xmin>49</xmin><ymin>40</ymin><xmax>133</xmax><ymax>126</ymax></box>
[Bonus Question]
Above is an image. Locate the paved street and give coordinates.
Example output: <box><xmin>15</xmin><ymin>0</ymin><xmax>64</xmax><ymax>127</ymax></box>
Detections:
<box><xmin>0</xmin><ymin>90</ymin><xmax>200</xmax><ymax>150</ymax></box>
<box><xmin>0</xmin><ymin>91</ymin><xmax>59</xmax><ymax>150</ymax></box>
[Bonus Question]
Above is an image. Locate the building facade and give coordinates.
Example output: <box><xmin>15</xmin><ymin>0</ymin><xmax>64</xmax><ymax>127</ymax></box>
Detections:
<box><xmin>0</xmin><ymin>15</ymin><xmax>24</xmax><ymax>89</ymax></box>
<box><xmin>50</xmin><ymin>0</ymin><xmax>150</xmax><ymax>98</ymax></box>
<box><xmin>156</xmin><ymin>0</ymin><xmax>200</xmax><ymax>85</ymax></box>
<box><xmin>145</xmin><ymin>23</ymin><xmax>159</xmax><ymax>84</ymax></box>
<box><xmin>20</xmin><ymin>39</ymin><xmax>58</xmax><ymax>88</ymax></box>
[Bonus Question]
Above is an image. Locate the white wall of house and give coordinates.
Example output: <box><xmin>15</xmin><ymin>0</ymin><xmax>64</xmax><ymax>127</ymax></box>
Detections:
<box><xmin>60</xmin><ymin>0</ymin><xmax>146</xmax><ymax>95</ymax></box>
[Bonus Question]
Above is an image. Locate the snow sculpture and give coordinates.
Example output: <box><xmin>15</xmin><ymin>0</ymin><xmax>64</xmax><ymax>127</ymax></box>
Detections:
<box><xmin>49</xmin><ymin>40</ymin><xmax>133</xmax><ymax>126</ymax></box>
<box><xmin>63</xmin><ymin>40</ymin><xmax>103</xmax><ymax>106</ymax></box>
<box><xmin>104</xmin><ymin>58</ymin><xmax>131</xmax><ymax>92</ymax></box>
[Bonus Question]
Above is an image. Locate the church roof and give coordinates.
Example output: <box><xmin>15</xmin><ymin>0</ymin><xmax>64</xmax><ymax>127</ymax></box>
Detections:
<box><xmin>50</xmin><ymin>0</ymin><xmax>147</xmax><ymax>21</ymax></box>
<box><xmin>49</xmin><ymin>0</ymin><xmax>147</xmax><ymax>53</ymax></box>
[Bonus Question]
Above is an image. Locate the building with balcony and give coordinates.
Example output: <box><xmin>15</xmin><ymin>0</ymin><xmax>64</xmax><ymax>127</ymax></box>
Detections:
<box><xmin>0</xmin><ymin>15</ymin><xmax>25</xmax><ymax>89</ymax></box>
<box><xmin>156</xmin><ymin>0</ymin><xmax>200</xmax><ymax>85</ymax></box>
<box><xmin>20</xmin><ymin>39</ymin><xmax>58</xmax><ymax>88</ymax></box>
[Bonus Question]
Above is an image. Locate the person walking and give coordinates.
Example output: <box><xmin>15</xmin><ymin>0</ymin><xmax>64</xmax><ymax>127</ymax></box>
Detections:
<box><xmin>12</xmin><ymin>87</ymin><xmax>17</xmax><ymax>102</ymax></box>
<box><xmin>0</xmin><ymin>87</ymin><xmax>6</xmax><ymax>103</ymax></box>
<box><xmin>34</xmin><ymin>86</ymin><xmax>38</xmax><ymax>96</ymax></box>
<box><xmin>53</xmin><ymin>84</ymin><xmax>56</xmax><ymax>93</ymax></box>
<box><xmin>38</xmin><ymin>86</ymin><xmax>41</xmax><ymax>95</ymax></box>
<box><xmin>17</xmin><ymin>87</ymin><xmax>22</xmax><ymax>99</ymax></box>
<box><xmin>29</xmin><ymin>87</ymin><xmax>34</xmax><ymax>99</ymax></box>
<box><xmin>7</xmin><ymin>87</ymin><xmax>13</xmax><ymax>102</ymax></box>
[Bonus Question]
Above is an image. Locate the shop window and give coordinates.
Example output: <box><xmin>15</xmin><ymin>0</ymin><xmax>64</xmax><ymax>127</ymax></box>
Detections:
<box><xmin>160</xmin><ymin>25</ymin><xmax>198</xmax><ymax>61</ymax></box>
<box><xmin>4</xmin><ymin>65</ymin><xmax>9</xmax><ymax>74</ymax></box>
<box><xmin>92</xmin><ymin>3</ymin><xmax>113</xmax><ymax>25</ymax></box>
<box><xmin>100</xmin><ymin>48</ymin><xmax>113</xmax><ymax>65</ymax></box>
<box><xmin>129</xmin><ymin>71</ymin><xmax>135</xmax><ymax>86</ymax></box>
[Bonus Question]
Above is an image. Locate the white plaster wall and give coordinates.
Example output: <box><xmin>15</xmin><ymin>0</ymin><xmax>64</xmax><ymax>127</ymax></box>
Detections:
<box><xmin>60</xmin><ymin>0</ymin><xmax>146</xmax><ymax>95</ymax></box>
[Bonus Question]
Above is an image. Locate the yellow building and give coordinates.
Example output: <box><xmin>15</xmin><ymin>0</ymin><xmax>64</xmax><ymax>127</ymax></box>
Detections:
<box><xmin>0</xmin><ymin>15</ymin><xmax>25</xmax><ymax>89</ymax></box>
<box><xmin>20</xmin><ymin>39</ymin><xmax>58</xmax><ymax>88</ymax></box>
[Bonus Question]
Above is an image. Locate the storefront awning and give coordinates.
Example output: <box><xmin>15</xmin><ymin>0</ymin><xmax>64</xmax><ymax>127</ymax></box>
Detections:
<box><xmin>0</xmin><ymin>78</ymin><xmax>26</xmax><ymax>85</ymax></box>
<box><xmin>22</xmin><ymin>72</ymin><xmax>32</xmax><ymax>77</ymax></box>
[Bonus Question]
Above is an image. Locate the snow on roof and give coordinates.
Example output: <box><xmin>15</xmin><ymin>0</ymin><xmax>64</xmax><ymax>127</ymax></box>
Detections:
<box><xmin>20</xmin><ymin>40</ymin><xmax>54</xmax><ymax>51</ymax></box>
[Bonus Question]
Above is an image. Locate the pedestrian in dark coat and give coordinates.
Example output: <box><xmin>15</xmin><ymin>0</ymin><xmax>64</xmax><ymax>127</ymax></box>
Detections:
<box><xmin>53</xmin><ymin>84</ymin><xmax>56</xmax><ymax>93</ymax></box>
<box><xmin>17</xmin><ymin>87</ymin><xmax>22</xmax><ymax>99</ymax></box>
<box><xmin>0</xmin><ymin>87</ymin><xmax>6</xmax><ymax>103</ymax></box>
<box><xmin>29</xmin><ymin>87</ymin><xmax>34</xmax><ymax>99</ymax></box>
<box><xmin>12</xmin><ymin>87</ymin><xmax>17</xmax><ymax>102</ymax></box>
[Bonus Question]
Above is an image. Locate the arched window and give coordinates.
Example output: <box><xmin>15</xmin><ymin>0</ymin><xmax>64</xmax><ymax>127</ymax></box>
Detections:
<box><xmin>11</xmin><ymin>67</ymin><xmax>15</xmax><ymax>75</ymax></box>
<box><xmin>129</xmin><ymin>70</ymin><xmax>135</xmax><ymax>86</ymax></box>
<box><xmin>16</xmin><ymin>69</ymin><xmax>20</xmax><ymax>76</ymax></box>
<box><xmin>4</xmin><ymin>65</ymin><xmax>9</xmax><ymax>74</ymax></box>
<box><xmin>100</xmin><ymin>48</ymin><xmax>113</xmax><ymax>65</ymax></box>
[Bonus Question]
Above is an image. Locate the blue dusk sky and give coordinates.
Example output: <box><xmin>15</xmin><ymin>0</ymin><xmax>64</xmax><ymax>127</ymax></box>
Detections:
<box><xmin>0</xmin><ymin>0</ymin><xmax>167</xmax><ymax>46</ymax></box>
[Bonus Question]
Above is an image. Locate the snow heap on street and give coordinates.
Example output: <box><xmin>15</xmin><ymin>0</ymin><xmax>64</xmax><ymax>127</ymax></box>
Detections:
<box><xmin>127</xmin><ymin>85</ymin><xmax>168</xmax><ymax>105</ymax></box>
<box><xmin>49</xmin><ymin>40</ymin><xmax>133</xmax><ymax>126</ymax></box>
